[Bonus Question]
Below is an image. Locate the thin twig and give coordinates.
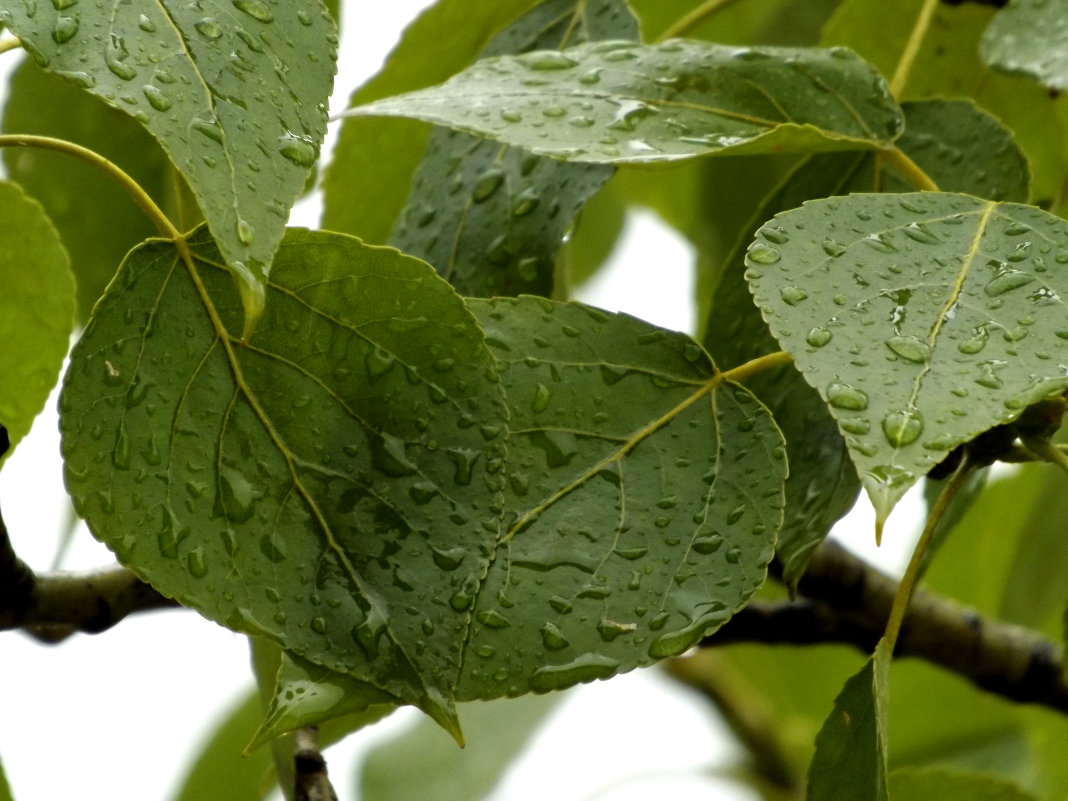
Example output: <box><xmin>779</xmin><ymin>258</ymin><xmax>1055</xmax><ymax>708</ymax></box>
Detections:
<box><xmin>294</xmin><ymin>727</ymin><xmax>338</xmax><ymax>801</ymax></box>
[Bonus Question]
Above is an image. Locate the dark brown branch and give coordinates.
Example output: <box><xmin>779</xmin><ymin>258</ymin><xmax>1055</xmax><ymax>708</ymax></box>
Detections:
<box><xmin>294</xmin><ymin>727</ymin><xmax>338</xmax><ymax>801</ymax></box>
<box><xmin>704</xmin><ymin>540</ymin><xmax>1068</xmax><ymax>713</ymax></box>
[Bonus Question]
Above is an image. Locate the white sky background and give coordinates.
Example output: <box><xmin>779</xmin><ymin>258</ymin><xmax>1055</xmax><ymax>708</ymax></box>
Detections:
<box><xmin>0</xmin><ymin>4</ymin><xmax>925</xmax><ymax>800</ymax></box>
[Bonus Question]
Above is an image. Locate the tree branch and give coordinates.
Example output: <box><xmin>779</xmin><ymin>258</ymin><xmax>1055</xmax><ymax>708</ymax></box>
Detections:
<box><xmin>702</xmin><ymin>540</ymin><xmax>1068</xmax><ymax>713</ymax></box>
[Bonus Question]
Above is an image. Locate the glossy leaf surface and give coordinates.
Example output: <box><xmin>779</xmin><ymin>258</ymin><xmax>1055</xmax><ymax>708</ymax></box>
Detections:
<box><xmin>353</xmin><ymin>41</ymin><xmax>904</xmax><ymax>164</ymax></box>
<box><xmin>982</xmin><ymin>0</ymin><xmax>1068</xmax><ymax>91</ymax></box>
<box><xmin>746</xmin><ymin>192</ymin><xmax>1068</xmax><ymax>527</ymax></box>
<box><xmin>889</xmin><ymin>767</ymin><xmax>1038</xmax><ymax>801</ymax></box>
<box><xmin>390</xmin><ymin>0</ymin><xmax>635</xmax><ymax>297</ymax></box>
<box><xmin>0</xmin><ymin>181</ymin><xmax>75</xmax><ymax>464</ymax></box>
<box><xmin>0</xmin><ymin>1</ymin><xmax>336</xmax><ymax>323</ymax></box>
<box><xmin>323</xmin><ymin>0</ymin><xmax>539</xmax><ymax>244</ymax></box>
<box><xmin>807</xmin><ymin>642</ymin><xmax>890</xmax><ymax>801</ymax></box>
<box><xmin>457</xmin><ymin>298</ymin><xmax>785</xmax><ymax>699</ymax></box>
<box><xmin>60</xmin><ymin>227</ymin><xmax>507</xmax><ymax>729</ymax></box>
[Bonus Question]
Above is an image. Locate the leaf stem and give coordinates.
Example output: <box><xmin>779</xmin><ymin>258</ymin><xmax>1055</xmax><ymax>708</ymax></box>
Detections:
<box><xmin>881</xmin><ymin>146</ymin><xmax>940</xmax><ymax>192</ymax></box>
<box><xmin>656</xmin><ymin>0</ymin><xmax>744</xmax><ymax>42</ymax></box>
<box><xmin>890</xmin><ymin>0</ymin><xmax>939</xmax><ymax>98</ymax></box>
<box><xmin>0</xmin><ymin>134</ymin><xmax>180</xmax><ymax>241</ymax></box>
<box><xmin>0</xmin><ymin>37</ymin><xmax>22</xmax><ymax>56</ymax></box>
<box><xmin>721</xmin><ymin>350</ymin><xmax>793</xmax><ymax>383</ymax></box>
<box><xmin>882</xmin><ymin>456</ymin><xmax>972</xmax><ymax>653</ymax></box>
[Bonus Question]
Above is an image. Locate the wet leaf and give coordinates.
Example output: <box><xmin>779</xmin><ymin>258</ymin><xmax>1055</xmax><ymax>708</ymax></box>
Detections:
<box><xmin>0</xmin><ymin>1</ymin><xmax>336</xmax><ymax>326</ymax></box>
<box><xmin>360</xmin><ymin>693</ymin><xmax>559</xmax><ymax>801</ymax></box>
<box><xmin>249</xmin><ymin>651</ymin><xmax>394</xmax><ymax>751</ymax></box>
<box><xmin>889</xmin><ymin>767</ymin><xmax>1038</xmax><ymax>801</ymax></box>
<box><xmin>2</xmin><ymin>60</ymin><xmax>175</xmax><ymax>322</ymax></box>
<box><xmin>323</xmin><ymin>0</ymin><xmax>539</xmax><ymax>244</ymax></box>
<box><xmin>745</xmin><ymin>192</ymin><xmax>1068</xmax><ymax>530</ymax></box>
<box><xmin>457</xmin><ymin>297</ymin><xmax>785</xmax><ymax>699</ymax></box>
<box><xmin>0</xmin><ymin>180</ymin><xmax>75</xmax><ymax>466</ymax></box>
<box><xmin>60</xmin><ymin>227</ymin><xmax>508</xmax><ymax>731</ymax></box>
<box><xmin>390</xmin><ymin>0</ymin><xmax>636</xmax><ymax>297</ymax></box>
<box><xmin>351</xmin><ymin>41</ymin><xmax>904</xmax><ymax>164</ymax></box>
<box><xmin>982</xmin><ymin>0</ymin><xmax>1068</xmax><ymax>91</ymax></box>
<box><xmin>807</xmin><ymin>641</ymin><xmax>890</xmax><ymax>801</ymax></box>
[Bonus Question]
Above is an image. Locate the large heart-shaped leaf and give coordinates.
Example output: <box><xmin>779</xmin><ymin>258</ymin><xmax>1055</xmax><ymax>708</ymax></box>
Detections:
<box><xmin>0</xmin><ymin>2</ymin><xmax>336</xmax><ymax>326</ymax></box>
<box><xmin>745</xmin><ymin>192</ymin><xmax>1068</xmax><ymax>530</ymax></box>
<box><xmin>351</xmin><ymin>41</ymin><xmax>904</xmax><ymax>164</ymax></box>
<box><xmin>390</xmin><ymin>0</ymin><xmax>636</xmax><ymax>297</ymax></box>
<box><xmin>456</xmin><ymin>298</ymin><xmax>786</xmax><ymax>698</ymax></box>
<box><xmin>0</xmin><ymin>180</ymin><xmax>75</xmax><ymax>465</ymax></box>
<box><xmin>60</xmin><ymin>227</ymin><xmax>508</xmax><ymax>730</ymax></box>
<box><xmin>982</xmin><ymin>0</ymin><xmax>1068</xmax><ymax>91</ymax></box>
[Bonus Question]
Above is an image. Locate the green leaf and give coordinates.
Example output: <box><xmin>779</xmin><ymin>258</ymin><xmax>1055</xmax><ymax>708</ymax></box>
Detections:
<box><xmin>982</xmin><ymin>0</ymin><xmax>1068</xmax><ymax>91</ymax></box>
<box><xmin>60</xmin><ymin>227</ymin><xmax>508</xmax><ymax>731</ymax></box>
<box><xmin>889</xmin><ymin>767</ymin><xmax>1038</xmax><ymax>801</ymax></box>
<box><xmin>389</xmin><ymin>0</ymin><xmax>636</xmax><ymax>297</ymax></box>
<box><xmin>0</xmin><ymin>753</ymin><xmax>12</xmax><ymax>801</ymax></box>
<box><xmin>823</xmin><ymin>0</ymin><xmax>1068</xmax><ymax>204</ymax></box>
<box><xmin>0</xmin><ymin>1</ymin><xmax>336</xmax><ymax>326</ymax></box>
<box><xmin>562</xmin><ymin>177</ymin><xmax>627</xmax><ymax>289</ymax></box>
<box><xmin>351</xmin><ymin>41</ymin><xmax>904</xmax><ymax>164</ymax></box>
<box><xmin>173</xmin><ymin>689</ymin><xmax>273</xmax><ymax>801</ymax></box>
<box><xmin>456</xmin><ymin>297</ymin><xmax>786</xmax><ymax>698</ymax></box>
<box><xmin>745</xmin><ymin>192</ymin><xmax>1068</xmax><ymax>530</ymax></box>
<box><xmin>807</xmin><ymin>641</ymin><xmax>890</xmax><ymax>801</ymax></box>
<box><xmin>249</xmin><ymin>651</ymin><xmax>394</xmax><ymax>752</ymax></box>
<box><xmin>630</xmin><ymin>0</ymin><xmax>837</xmax><ymax>45</ymax></box>
<box><xmin>323</xmin><ymin>0</ymin><xmax>540</xmax><ymax>244</ymax></box>
<box><xmin>0</xmin><ymin>180</ymin><xmax>75</xmax><ymax>465</ymax></box>
<box><xmin>360</xmin><ymin>694</ymin><xmax>559</xmax><ymax>801</ymax></box>
<box><xmin>2</xmin><ymin>60</ymin><xmax>174</xmax><ymax>321</ymax></box>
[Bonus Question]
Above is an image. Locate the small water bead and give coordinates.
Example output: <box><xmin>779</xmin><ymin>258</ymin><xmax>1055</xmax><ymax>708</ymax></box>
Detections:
<box><xmin>984</xmin><ymin>270</ymin><xmax>1034</xmax><ymax>297</ymax></box>
<box><xmin>233</xmin><ymin>0</ymin><xmax>274</xmax><ymax>23</ymax></box>
<box><xmin>821</xmin><ymin>239</ymin><xmax>847</xmax><ymax>257</ymax></box>
<box><xmin>780</xmin><ymin>286</ymin><xmax>808</xmax><ymax>305</ymax></box>
<box><xmin>519</xmin><ymin>51</ymin><xmax>579</xmax><ymax>71</ymax></box>
<box><xmin>885</xmin><ymin>335</ymin><xmax>931</xmax><ymax>363</ymax></box>
<box><xmin>881</xmin><ymin>409</ymin><xmax>924</xmax><ymax>447</ymax></box>
<box><xmin>51</xmin><ymin>15</ymin><xmax>78</xmax><ymax>43</ymax></box>
<box><xmin>278</xmin><ymin>134</ymin><xmax>318</xmax><ymax>167</ymax></box>
<box><xmin>472</xmin><ymin>170</ymin><xmax>505</xmax><ymax>202</ymax></box>
<box><xmin>903</xmin><ymin>222</ymin><xmax>939</xmax><ymax>244</ymax></box>
<box><xmin>761</xmin><ymin>226</ymin><xmax>790</xmax><ymax>244</ymax></box>
<box><xmin>142</xmin><ymin>85</ymin><xmax>172</xmax><ymax>112</ymax></box>
<box><xmin>747</xmin><ymin>242</ymin><xmax>781</xmax><ymax>264</ymax></box>
<box><xmin>826</xmin><ymin>382</ymin><xmax>870</xmax><ymax>411</ymax></box>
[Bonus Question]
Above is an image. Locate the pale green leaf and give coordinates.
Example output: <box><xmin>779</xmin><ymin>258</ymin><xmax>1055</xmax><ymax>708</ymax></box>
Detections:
<box><xmin>0</xmin><ymin>2</ymin><xmax>336</xmax><ymax>324</ymax></box>
<box><xmin>630</xmin><ymin>0</ymin><xmax>837</xmax><ymax>44</ymax></box>
<box><xmin>889</xmin><ymin>767</ymin><xmax>1038</xmax><ymax>801</ymax></box>
<box><xmin>0</xmin><ymin>180</ymin><xmax>75</xmax><ymax>465</ymax></box>
<box><xmin>60</xmin><ymin>227</ymin><xmax>508</xmax><ymax>731</ymax></box>
<box><xmin>173</xmin><ymin>689</ymin><xmax>273</xmax><ymax>801</ymax></box>
<box><xmin>249</xmin><ymin>652</ymin><xmax>394</xmax><ymax>751</ymax></box>
<box><xmin>457</xmin><ymin>298</ymin><xmax>786</xmax><ymax>698</ymax></box>
<box><xmin>360</xmin><ymin>694</ymin><xmax>559</xmax><ymax>801</ymax></box>
<box><xmin>323</xmin><ymin>0</ymin><xmax>539</xmax><ymax>244</ymax></box>
<box><xmin>351</xmin><ymin>41</ymin><xmax>904</xmax><ymax>164</ymax></box>
<box><xmin>389</xmin><ymin>0</ymin><xmax>636</xmax><ymax>297</ymax></box>
<box><xmin>807</xmin><ymin>641</ymin><xmax>890</xmax><ymax>801</ymax></box>
<box><xmin>0</xmin><ymin>753</ymin><xmax>11</xmax><ymax>801</ymax></box>
<box><xmin>2</xmin><ymin>60</ymin><xmax>175</xmax><ymax>321</ymax></box>
<box><xmin>982</xmin><ymin>0</ymin><xmax>1068</xmax><ymax>91</ymax></box>
<box><xmin>745</xmin><ymin>192</ymin><xmax>1068</xmax><ymax>529</ymax></box>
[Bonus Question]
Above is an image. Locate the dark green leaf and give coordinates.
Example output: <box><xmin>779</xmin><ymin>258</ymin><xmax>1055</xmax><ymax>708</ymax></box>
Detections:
<box><xmin>389</xmin><ymin>0</ymin><xmax>636</xmax><ymax>297</ymax></box>
<box><xmin>563</xmin><ymin>177</ymin><xmax>627</xmax><ymax>289</ymax></box>
<box><xmin>323</xmin><ymin>0</ymin><xmax>540</xmax><ymax>244</ymax></box>
<box><xmin>360</xmin><ymin>694</ymin><xmax>559</xmax><ymax>801</ymax></box>
<box><xmin>60</xmin><ymin>227</ymin><xmax>508</xmax><ymax>732</ymax></box>
<box><xmin>352</xmin><ymin>41</ymin><xmax>904</xmax><ymax>163</ymax></box>
<box><xmin>823</xmin><ymin>0</ymin><xmax>1068</xmax><ymax>204</ymax></box>
<box><xmin>889</xmin><ymin>767</ymin><xmax>1038</xmax><ymax>801</ymax></box>
<box><xmin>0</xmin><ymin>1</ymin><xmax>336</xmax><ymax>325</ymax></box>
<box><xmin>0</xmin><ymin>180</ymin><xmax>75</xmax><ymax>465</ymax></box>
<box><xmin>173</xmin><ymin>689</ymin><xmax>273</xmax><ymax>801</ymax></box>
<box><xmin>456</xmin><ymin>297</ymin><xmax>785</xmax><ymax>698</ymax></box>
<box><xmin>982</xmin><ymin>0</ymin><xmax>1068</xmax><ymax>91</ymax></box>
<box><xmin>807</xmin><ymin>641</ymin><xmax>890</xmax><ymax>801</ymax></box>
<box><xmin>746</xmin><ymin>192</ymin><xmax>1068</xmax><ymax>530</ymax></box>
<box><xmin>2</xmin><ymin>60</ymin><xmax>174</xmax><ymax>321</ymax></box>
<box><xmin>631</xmin><ymin>0</ymin><xmax>837</xmax><ymax>45</ymax></box>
